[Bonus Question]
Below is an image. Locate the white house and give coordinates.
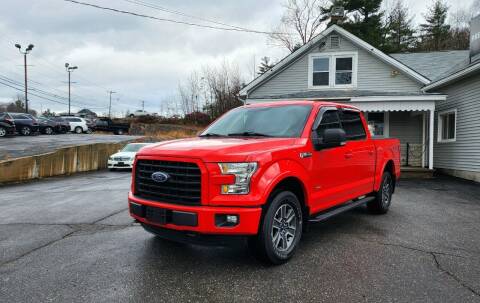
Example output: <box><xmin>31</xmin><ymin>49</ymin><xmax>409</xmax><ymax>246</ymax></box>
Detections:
<box><xmin>239</xmin><ymin>18</ymin><xmax>480</xmax><ymax>182</ymax></box>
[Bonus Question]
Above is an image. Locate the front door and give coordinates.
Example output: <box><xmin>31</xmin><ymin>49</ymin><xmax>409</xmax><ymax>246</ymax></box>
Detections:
<box><xmin>309</xmin><ymin>107</ymin><xmax>351</xmax><ymax>213</ymax></box>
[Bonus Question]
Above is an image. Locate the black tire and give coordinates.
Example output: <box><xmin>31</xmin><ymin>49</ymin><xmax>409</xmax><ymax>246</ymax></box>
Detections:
<box><xmin>44</xmin><ymin>127</ymin><xmax>53</xmax><ymax>135</ymax></box>
<box><xmin>74</xmin><ymin>126</ymin><xmax>83</xmax><ymax>134</ymax></box>
<box><xmin>367</xmin><ymin>171</ymin><xmax>394</xmax><ymax>214</ymax></box>
<box><xmin>20</xmin><ymin>126</ymin><xmax>31</xmax><ymax>136</ymax></box>
<box><xmin>248</xmin><ymin>190</ymin><xmax>303</xmax><ymax>265</ymax></box>
<box><xmin>109</xmin><ymin>168</ymin><xmax>116</xmax><ymax>171</ymax></box>
<box><xmin>0</xmin><ymin>126</ymin><xmax>6</xmax><ymax>137</ymax></box>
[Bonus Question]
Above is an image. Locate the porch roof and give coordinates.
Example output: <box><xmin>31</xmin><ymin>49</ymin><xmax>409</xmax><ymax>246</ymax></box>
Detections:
<box><xmin>245</xmin><ymin>89</ymin><xmax>444</xmax><ymax>102</ymax></box>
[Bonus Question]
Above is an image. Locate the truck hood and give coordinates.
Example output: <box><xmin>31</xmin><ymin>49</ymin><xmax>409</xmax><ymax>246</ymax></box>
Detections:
<box><xmin>137</xmin><ymin>137</ymin><xmax>300</xmax><ymax>162</ymax></box>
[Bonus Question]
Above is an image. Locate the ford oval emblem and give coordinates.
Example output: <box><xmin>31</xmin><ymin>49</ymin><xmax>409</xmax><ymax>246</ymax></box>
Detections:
<box><xmin>151</xmin><ymin>172</ymin><xmax>170</xmax><ymax>183</ymax></box>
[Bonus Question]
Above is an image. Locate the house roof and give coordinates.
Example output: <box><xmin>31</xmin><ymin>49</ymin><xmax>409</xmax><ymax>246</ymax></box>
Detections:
<box><xmin>423</xmin><ymin>60</ymin><xmax>480</xmax><ymax>91</ymax></box>
<box><xmin>240</xmin><ymin>25</ymin><xmax>430</xmax><ymax>97</ymax></box>
<box><xmin>390</xmin><ymin>50</ymin><xmax>470</xmax><ymax>81</ymax></box>
<box><xmin>247</xmin><ymin>89</ymin><xmax>444</xmax><ymax>101</ymax></box>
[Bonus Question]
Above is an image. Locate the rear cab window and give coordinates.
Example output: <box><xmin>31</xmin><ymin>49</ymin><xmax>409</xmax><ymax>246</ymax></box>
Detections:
<box><xmin>339</xmin><ymin>109</ymin><xmax>366</xmax><ymax>141</ymax></box>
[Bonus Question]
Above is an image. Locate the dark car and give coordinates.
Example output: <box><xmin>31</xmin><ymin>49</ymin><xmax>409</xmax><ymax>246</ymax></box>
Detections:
<box><xmin>4</xmin><ymin>112</ymin><xmax>39</xmax><ymax>136</ymax></box>
<box><xmin>48</xmin><ymin>116</ymin><xmax>70</xmax><ymax>133</ymax></box>
<box><xmin>38</xmin><ymin>117</ymin><xmax>69</xmax><ymax>134</ymax></box>
<box><xmin>0</xmin><ymin>112</ymin><xmax>16</xmax><ymax>137</ymax></box>
<box><xmin>94</xmin><ymin>118</ymin><xmax>130</xmax><ymax>135</ymax></box>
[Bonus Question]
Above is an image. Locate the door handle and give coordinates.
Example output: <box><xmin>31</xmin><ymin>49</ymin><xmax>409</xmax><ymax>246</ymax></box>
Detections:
<box><xmin>345</xmin><ymin>151</ymin><xmax>353</xmax><ymax>159</ymax></box>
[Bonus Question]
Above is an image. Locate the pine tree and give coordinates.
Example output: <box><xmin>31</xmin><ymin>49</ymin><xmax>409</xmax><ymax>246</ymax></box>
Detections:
<box><xmin>257</xmin><ymin>57</ymin><xmax>275</xmax><ymax>75</ymax></box>
<box><xmin>383</xmin><ymin>0</ymin><xmax>416</xmax><ymax>52</ymax></box>
<box><xmin>324</xmin><ymin>0</ymin><xmax>385</xmax><ymax>49</ymax></box>
<box><xmin>419</xmin><ymin>0</ymin><xmax>450</xmax><ymax>51</ymax></box>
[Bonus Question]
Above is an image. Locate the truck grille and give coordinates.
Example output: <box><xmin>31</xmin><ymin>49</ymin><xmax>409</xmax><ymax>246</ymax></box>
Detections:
<box><xmin>134</xmin><ymin>159</ymin><xmax>201</xmax><ymax>205</ymax></box>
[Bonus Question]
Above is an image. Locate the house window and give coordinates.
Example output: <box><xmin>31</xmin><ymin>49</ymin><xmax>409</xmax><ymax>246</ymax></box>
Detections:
<box><xmin>308</xmin><ymin>52</ymin><xmax>357</xmax><ymax>89</ymax></box>
<box><xmin>366</xmin><ymin>112</ymin><xmax>385</xmax><ymax>136</ymax></box>
<box><xmin>335</xmin><ymin>57</ymin><xmax>353</xmax><ymax>85</ymax></box>
<box><xmin>312</xmin><ymin>57</ymin><xmax>329</xmax><ymax>86</ymax></box>
<box><xmin>438</xmin><ymin>109</ymin><xmax>456</xmax><ymax>142</ymax></box>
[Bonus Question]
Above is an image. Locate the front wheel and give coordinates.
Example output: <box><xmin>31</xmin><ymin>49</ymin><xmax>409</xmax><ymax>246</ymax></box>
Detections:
<box><xmin>0</xmin><ymin>126</ymin><xmax>7</xmax><ymax>137</ymax></box>
<box><xmin>367</xmin><ymin>171</ymin><xmax>394</xmax><ymax>214</ymax></box>
<box><xmin>249</xmin><ymin>190</ymin><xmax>303</xmax><ymax>264</ymax></box>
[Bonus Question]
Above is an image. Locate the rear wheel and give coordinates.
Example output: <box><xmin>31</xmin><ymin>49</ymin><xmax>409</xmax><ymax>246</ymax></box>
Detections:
<box><xmin>0</xmin><ymin>126</ymin><xmax>6</xmax><ymax>137</ymax></box>
<box><xmin>249</xmin><ymin>190</ymin><xmax>303</xmax><ymax>264</ymax></box>
<box><xmin>74</xmin><ymin>126</ymin><xmax>83</xmax><ymax>134</ymax></box>
<box><xmin>20</xmin><ymin>126</ymin><xmax>31</xmax><ymax>136</ymax></box>
<box><xmin>367</xmin><ymin>171</ymin><xmax>393</xmax><ymax>214</ymax></box>
<box><xmin>44</xmin><ymin>126</ymin><xmax>53</xmax><ymax>135</ymax></box>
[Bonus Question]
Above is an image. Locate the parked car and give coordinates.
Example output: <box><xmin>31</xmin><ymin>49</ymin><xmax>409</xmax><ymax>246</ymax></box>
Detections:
<box><xmin>2</xmin><ymin>112</ymin><xmax>39</xmax><ymax>136</ymax></box>
<box><xmin>129</xmin><ymin>110</ymin><xmax>157</xmax><ymax>117</ymax></box>
<box><xmin>128</xmin><ymin>101</ymin><xmax>401</xmax><ymax>264</ymax></box>
<box><xmin>0</xmin><ymin>112</ymin><xmax>16</xmax><ymax>137</ymax></box>
<box><xmin>62</xmin><ymin>116</ymin><xmax>89</xmax><ymax>134</ymax></box>
<box><xmin>108</xmin><ymin>143</ymin><xmax>151</xmax><ymax>170</ymax></box>
<box><xmin>37</xmin><ymin>117</ymin><xmax>60</xmax><ymax>135</ymax></box>
<box><xmin>48</xmin><ymin>116</ymin><xmax>71</xmax><ymax>133</ymax></box>
<box><xmin>95</xmin><ymin>118</ymin><xmax>130</xmax><ymax>135</ymax></box>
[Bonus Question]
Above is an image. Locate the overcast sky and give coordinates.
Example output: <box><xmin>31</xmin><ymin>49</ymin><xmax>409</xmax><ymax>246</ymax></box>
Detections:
<box><xmin>0</xmin><ymin>0</ymin><xmax>475</xmax><ymax>116</ymax></box>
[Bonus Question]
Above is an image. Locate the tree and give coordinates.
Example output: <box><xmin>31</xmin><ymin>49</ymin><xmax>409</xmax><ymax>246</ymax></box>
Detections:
<box><xmin>257</xmin><ymin>57</ymin><xmax>275</xmax><ymax>75</ymax></box>
<box><xmin>419</xmin><ymin>0</ymin><xmax>450</xmax><ymax>51</ymax></box>
<box><xmin>447</xmin><ymin>8</ymin><xmax>473</xmax><ymax>50</ymax></box>
<box><xmin>383</xmin><ymin>0</ymin><xmax>416</xmax><ymax>52</ymax></box>
<box><xmin>270</xmin><ymin>0</ymin><xmax>330</xmax><ymax>52</ymax></box>
<box><xmin>339</xmin><ymin>0</ymin><xmax>385</xmax><ymax>49</ymax></box>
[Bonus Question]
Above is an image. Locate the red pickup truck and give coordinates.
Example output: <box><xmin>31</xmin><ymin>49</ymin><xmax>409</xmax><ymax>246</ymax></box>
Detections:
<box><xmin>129</xmin><ymin>101</ymin><xmax>400</xmax><ymax>264</ymax></box>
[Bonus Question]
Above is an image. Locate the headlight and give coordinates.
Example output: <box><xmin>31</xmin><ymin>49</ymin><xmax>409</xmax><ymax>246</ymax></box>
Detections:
<box><xmin>218</xmin><ymin>162</ymin><xmax>257</xmax><ymax>194</ymax></box>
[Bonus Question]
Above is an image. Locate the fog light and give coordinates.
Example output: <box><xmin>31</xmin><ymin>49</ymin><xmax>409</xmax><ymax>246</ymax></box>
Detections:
<box><xmin>226</xmin><ymin>215</ymin><xmax>238</xmax><ymax>224</ymax></box>
<box><xmin>215</xmin><ymin>214</ymin><xmax>239</xmax><ymax>227</ymax></box>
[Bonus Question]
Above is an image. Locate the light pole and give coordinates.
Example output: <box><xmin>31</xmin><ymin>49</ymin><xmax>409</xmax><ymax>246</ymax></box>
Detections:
<box><xmin>14</xmin><ymin>43</ymin><xmax>34</xmax><ymax>113</ymax></box>
<box><xmin>108</xmin><ymin>91</ymin><xmax>116</xmax><ymax>118</ymax></box>
<box><xmin>65</xmin><ymin>63</ymin><xmax>78</xmax><ymax>115</ymax></box>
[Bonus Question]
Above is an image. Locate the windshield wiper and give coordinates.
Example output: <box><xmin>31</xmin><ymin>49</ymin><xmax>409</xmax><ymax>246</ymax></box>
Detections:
<box><xmin>227</xmin><ymin>131</ymin><xmax>272</xmax><ymax>137</ymax></box>
<box><xmin>199</xmin><ymin>133</ymin><xmax>224</xmax><ymax>137</ymax></box>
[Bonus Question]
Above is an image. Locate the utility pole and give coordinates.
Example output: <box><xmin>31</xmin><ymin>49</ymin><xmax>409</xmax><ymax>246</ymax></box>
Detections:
<box><xmin>65</xmin><ymin>63</ymin><xmax>78</xmax><ymax>115</ymax></box>
<box><xmin>140</xmin><ymin>100</ymin><xmax>145</xmax><ymax>112</ymax></box>
<box><xmin>109</xmin><ymin>91</ymin><xmax>116</xmax><ymax>118</ymax></box>
<box><xmin>15</xmin><ymin>43</ymin><xmax>34</xmax><ymax>113</ymax></box>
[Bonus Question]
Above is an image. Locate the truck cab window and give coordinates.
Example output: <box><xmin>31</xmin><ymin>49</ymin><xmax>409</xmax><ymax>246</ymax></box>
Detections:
<box><xmin>339</xmin><ymin>110</ymin><xmax>366</xmax><ymax>140</ymax></box>
<box><xmin>316</xmin><ymin>109</ymin><xmax>341</xmax><ymax>139</ymax></box>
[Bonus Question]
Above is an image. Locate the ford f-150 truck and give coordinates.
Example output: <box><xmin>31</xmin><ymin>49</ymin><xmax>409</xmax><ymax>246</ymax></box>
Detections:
<box><xmin>129</xmin><ymin>101</ymin><xmax>400</xmax><ymax>264</ymax></box>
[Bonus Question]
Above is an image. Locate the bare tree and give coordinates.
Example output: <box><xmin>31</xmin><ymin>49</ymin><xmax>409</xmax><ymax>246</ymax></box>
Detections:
<box><xmin>270</xmin><ymin>0</ymin><xmax>330</xmax><ymax>52</ymax></box>
<box><xmin>178</xmin><ymin>71</ymin><xmax>202</xmax><ymax>116</ymax></box>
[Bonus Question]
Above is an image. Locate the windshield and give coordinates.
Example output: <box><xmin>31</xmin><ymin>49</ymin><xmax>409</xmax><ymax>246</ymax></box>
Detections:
<box><xmin>201</xmin><ymin>105</ymin><xmax>312</xmax><ymax>138</ymax></box>
<box><xmin>122</xmin><ymin>144</ymin><xmax>149</xmax><ymax>152</ymax></box>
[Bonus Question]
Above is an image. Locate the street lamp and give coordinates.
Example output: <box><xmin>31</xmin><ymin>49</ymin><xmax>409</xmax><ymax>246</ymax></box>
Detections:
<box><xmin>65</xmin><ymin>63</ymin><xmax>78</xmax><ymax>115</ymax></box>
<box><xmin>108</xmin><ymin>91</ymin><xmax>116</xmax><ymax>118</ymax></box>
<box><xmin>15</xmin><ymin>43</ymin><xmax>35</xmax><ymax>113</ymax></box>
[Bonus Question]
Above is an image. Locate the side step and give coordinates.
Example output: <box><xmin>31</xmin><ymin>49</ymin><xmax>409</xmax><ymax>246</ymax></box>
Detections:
<box><xmin>308</xmin><ymin>196</ymin><xmax>375</xmax><ymax>223</ymax></box>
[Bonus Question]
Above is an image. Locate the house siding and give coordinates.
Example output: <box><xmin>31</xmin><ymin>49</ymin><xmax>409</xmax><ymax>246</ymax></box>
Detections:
<box><xmin>433</xmin><ymin>73</ymin><xmax>480</xmax><ymax>173</ymax></box>
<box><xmin>249</xmin><ymin>31</ymin><xmax>423</xmax><ymax>98</ymax></box>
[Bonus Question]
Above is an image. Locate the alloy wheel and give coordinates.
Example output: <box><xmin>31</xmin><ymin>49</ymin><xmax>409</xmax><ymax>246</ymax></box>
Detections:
<box><xmin>382</xmin><ymin>174</ymin><xmax>392</xmax><ymax>206</ymax></box>
<box><xmin>21</xmin><ymin>126</ymin><xmax>31</xmax><ymax>136</ymax></box>
<box><xmin>0</xmin><ymin>127</ymin><xmax>6</xmax><ymax>137</ymax></box>
<box><xmin>271</xmin><ymin>203</ymin><xmax>298</xmax><ymax>253</ymax></box>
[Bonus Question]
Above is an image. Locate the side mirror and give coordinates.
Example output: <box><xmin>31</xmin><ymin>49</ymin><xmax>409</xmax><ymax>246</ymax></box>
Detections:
<box><xmin>312</xmin><ymin>128</ymin><xmax>346</xmax><ymax>150</ymax></box>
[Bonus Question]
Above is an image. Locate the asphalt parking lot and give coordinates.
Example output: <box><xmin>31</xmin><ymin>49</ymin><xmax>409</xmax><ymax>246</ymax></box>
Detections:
<box><xmin>0</xmin><ymin>172</ymin><xmax>479</xmax><ymax>303</ymax></box>
<box><xmin>0</xmin><ymin>134</ymin><xmax>142</xmax><ymax>160</ymax></box>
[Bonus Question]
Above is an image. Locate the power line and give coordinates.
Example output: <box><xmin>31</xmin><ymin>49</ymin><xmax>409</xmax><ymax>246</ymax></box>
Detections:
<box><xmin>63</xmin><ymin>0</ymin><xmax>288</xmax><ymax>35</ymax></box>
<box><xmin>121</xmin><ymin>0</ymin><xmax>254</xmax><ymax>31</ymax></box>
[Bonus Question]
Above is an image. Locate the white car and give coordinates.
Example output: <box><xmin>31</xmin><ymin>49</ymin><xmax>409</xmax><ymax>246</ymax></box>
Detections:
<box><xmin>108</xmin><ymin>143</ymin><xmax>152</xmax><ymax>170</ymax></box>
<box><xmin>63</xmin><ymin>116</ymin><xmax>89</xmax><ymax>134</ymax></box>
<box><xmin>129</xmin><ymin>110</ymin><xmax>157</xmax><ymax>117</ymax></box>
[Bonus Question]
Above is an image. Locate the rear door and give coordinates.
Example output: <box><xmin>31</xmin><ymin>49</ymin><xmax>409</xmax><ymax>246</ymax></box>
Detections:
<box><xmin>338</xmin><ymin>109</ymin><xmax>376</xmax><ymax>197</ymax></box>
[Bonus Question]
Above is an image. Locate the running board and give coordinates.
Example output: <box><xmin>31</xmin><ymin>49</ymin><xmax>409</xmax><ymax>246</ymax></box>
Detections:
<box><xmin>308</xmin><ymin>196</ymin><xmax>375</xmax><ymax>223</ymax></box>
